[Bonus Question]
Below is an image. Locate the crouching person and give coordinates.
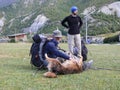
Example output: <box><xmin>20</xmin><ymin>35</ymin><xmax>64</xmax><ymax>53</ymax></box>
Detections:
<box><xmin>30</xmin><ymin>29</ymin><xmax>70</xmax><ymax>69</ymax></box>
<box><xmin>41</xmin><ymin>29</ymin><xmax>71</xmax><ymax>67</ymax></box>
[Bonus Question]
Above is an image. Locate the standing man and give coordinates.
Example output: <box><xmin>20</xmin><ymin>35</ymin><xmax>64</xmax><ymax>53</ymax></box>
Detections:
<box><xmin>61</xmin><ymin>6</ymin><xmax>83</xmax><ymax>57</ymax></box>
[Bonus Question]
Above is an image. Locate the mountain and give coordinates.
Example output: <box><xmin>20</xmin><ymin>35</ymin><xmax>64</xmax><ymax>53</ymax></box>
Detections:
<box><xmin>0</xmin><ymin>0</ymin><xmax>120</xmax><ymax>36</ymax></box>
<box><xmin>0</xmin><ymin>0</ymin><xmax>17</xmax><ymax>8</ymax></box>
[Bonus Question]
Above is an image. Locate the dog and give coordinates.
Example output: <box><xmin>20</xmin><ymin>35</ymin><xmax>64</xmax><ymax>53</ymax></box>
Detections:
<box><xmin>43</xmin><ymin>54</ymin><xmax>83</xmax><ymax>78</ymax></box>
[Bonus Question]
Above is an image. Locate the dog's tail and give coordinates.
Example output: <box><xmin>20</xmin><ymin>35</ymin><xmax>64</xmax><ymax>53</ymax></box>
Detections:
<box><xmin>45</xmin><ymin>54</ymin><xmax>56</xmax><ymax>62</ymax></box>
<box><xmin>43</xmin><ymin>71</ymin><xmax>57</xmax><ymax>78</ymax></box>
<box><xmin>45</xmin><ymin>53</ymin><xmax>61</xmax><ymax>63</ymax></box>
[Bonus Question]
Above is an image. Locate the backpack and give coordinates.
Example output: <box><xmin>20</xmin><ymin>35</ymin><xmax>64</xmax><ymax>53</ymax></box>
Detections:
<box><xmin>30</xmin><ymin>34</ymin><xmax>48</xmax><ymax>68</ymax></box>
<box><xmin>81</xmin><ymin>40</ymin><xmax>88</xmax><ymax>61</ymax></box>
<box><xmin>73</xmin><ymin>40</ymin><xmax>88</xmax><ymax>61</ymax></box>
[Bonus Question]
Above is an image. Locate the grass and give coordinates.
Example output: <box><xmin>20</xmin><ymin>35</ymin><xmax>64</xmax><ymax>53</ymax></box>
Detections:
<box><xmin>0</xmin><ymin>43</ymin><xmax>120</xmax><ymax>90</ymax></box>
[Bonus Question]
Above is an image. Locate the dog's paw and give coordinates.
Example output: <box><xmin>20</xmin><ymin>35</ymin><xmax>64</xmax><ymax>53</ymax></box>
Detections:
<box><xmin>43</xmin><ymin>72</ymin><xmax>57</xmax><ymax>78</ymax></box>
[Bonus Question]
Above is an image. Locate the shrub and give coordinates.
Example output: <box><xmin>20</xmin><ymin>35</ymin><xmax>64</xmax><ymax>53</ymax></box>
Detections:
<box><xmin>9</xmin><ymin>38</ymin><xmax>16</xmax><ymax>43</ymax></box>
<box><xmin>103</xmin><ymin>34</ymin><xmax>119</xmax><ymax>43</ymax></box>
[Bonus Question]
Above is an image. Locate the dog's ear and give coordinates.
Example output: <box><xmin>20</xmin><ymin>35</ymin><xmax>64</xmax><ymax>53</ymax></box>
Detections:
<box><xmin>43</xmin><ymin>72</ymin><xmax>57</xmax><ymax>78</ymax></box>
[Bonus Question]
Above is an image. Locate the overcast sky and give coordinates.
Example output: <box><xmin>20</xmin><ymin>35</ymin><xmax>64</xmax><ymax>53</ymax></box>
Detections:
<box><xmin>0</xmin><ymin>0</ymin><xmax>17</xmax><ymax>8</ymax></box>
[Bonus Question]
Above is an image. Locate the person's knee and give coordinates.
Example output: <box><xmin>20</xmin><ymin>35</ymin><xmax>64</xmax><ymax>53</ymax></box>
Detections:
<box><xmin>82</xmin><ymin>60</ymin><xmax>93</xmax><ymax>71</ymax></box>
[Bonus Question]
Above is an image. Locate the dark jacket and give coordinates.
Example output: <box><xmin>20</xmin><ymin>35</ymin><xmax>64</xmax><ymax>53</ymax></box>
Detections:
<box><xmin>61</xmin><ymin>15</ymin><xmax>83</xmax><ymax>35</ymax></box>
<box><xmin>42</xmin><ymin>39</ymin><xmax>70</xmax><ymax>60</ymax></box>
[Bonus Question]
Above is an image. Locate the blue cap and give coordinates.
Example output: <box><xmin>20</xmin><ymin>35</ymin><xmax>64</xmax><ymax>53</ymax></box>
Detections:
<box><xmin>71</xmin><ymin>6</ymin><xmax>78</xmax><ymax>13</ymax></box>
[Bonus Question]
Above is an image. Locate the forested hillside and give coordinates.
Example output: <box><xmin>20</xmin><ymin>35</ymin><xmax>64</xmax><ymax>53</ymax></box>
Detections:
<box><xmin>0</xmin><ymin>0</ymin><xmax>119</xmax><ymax>36</ymax></box>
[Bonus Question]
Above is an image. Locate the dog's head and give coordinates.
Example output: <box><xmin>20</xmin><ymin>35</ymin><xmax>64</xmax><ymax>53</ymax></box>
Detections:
<box><xmin>45</xmin><ymin>54</ymin><xmax>65</xmax><ymax>74</ymax></box>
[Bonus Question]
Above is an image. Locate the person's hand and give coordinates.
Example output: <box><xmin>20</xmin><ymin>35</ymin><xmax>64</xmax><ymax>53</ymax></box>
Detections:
<box><xmin>35</xmin><ymin>55</ymin><xmax>38</xmax><ymax>58</ymax></box>
<box><xmin>68</xmin><ymin>58</ymin><xmax>73</xmax><ymax>60</ymax></box>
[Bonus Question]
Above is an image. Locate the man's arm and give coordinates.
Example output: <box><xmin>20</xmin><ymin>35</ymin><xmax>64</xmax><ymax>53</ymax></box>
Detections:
<box><xmin>61</xmin><ymin>17</ymin><xmax>69</xmax><ymax>28</ymax></box>
<box><xmin>78</xmin><ymin>17</ymin><xmax>83</xmax><ymax>29</ymax></box>
<box><xmin>47</xmin><ymin>42</ymin><xmax>70</xmax><ymax>60</ymax></box>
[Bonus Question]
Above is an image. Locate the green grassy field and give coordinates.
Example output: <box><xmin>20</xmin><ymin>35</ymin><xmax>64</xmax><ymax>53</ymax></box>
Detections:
<box><xmin>0</xmin><ymin>43</ymin><xmax>120</xmax><ymax>90</ymax></box>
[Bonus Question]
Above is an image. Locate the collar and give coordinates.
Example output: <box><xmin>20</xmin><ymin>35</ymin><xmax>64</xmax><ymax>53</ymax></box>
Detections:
<box><xmin>71</xmin><ymin>14</ymin><xmax>77</xmax><ymax>17</ymax></box>
<box><xmin>51</xmin><ymin>39</ymin><xmax>59</xmax><ymax>46</ymax></box>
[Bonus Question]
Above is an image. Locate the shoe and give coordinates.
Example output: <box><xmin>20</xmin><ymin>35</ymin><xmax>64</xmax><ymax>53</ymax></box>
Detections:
<box><xmin>83</xmin><ymin>60</ymin><xmax>93</xmax><ymax>70</ymax></box>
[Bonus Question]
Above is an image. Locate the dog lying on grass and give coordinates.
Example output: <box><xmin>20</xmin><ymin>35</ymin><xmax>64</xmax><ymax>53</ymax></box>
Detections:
<box><xmin>43</xmin><ymin>54</ymin><xmax>83</xmax><ymax>78</ymax></box>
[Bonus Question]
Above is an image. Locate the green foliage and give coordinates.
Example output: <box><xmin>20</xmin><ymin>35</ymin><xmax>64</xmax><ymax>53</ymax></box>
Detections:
<box><xmin>86</xmin><ymin>13</ymin><xmax>120</xmax><ymax>36</ymax></box>
<box><xmin>103</xmin><ymin>34</ymin><xmax>119</xmax><ymax>43</ymax></box>
<box><xmin>9</xmin><ymin>38</ymin><xmax>16</xmax><ymax>43</ymax></box>
<box><xmin>27</xmin><ymin>34</ymin><xmax>33</xmax><ymax>43</ymax></box>
<box><xmin>0</xmin><ymin>0</ymin><xmax>119</xmax><ymax>36</ymax></box>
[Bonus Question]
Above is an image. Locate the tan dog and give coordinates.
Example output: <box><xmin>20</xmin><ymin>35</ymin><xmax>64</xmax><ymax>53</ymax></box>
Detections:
<box><xmin>43</xmin><ymin>54</ymin><xmax>83</xmax><ymax>78</ymax></box>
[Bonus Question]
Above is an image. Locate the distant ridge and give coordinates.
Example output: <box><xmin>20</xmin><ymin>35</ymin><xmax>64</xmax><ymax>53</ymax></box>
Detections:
<box><xmin>0</xmin><ymin>0</ymin><xmax>17</xmax><ymax>8</ymax></box>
